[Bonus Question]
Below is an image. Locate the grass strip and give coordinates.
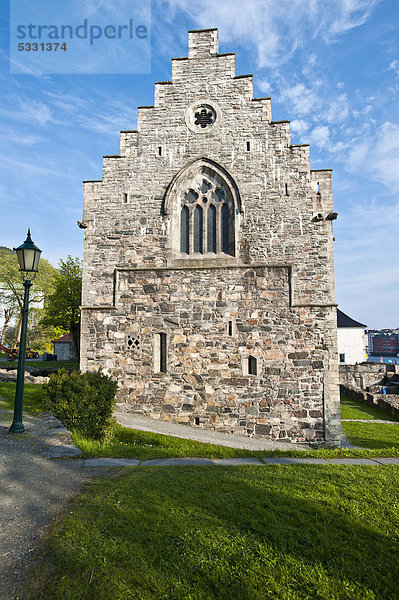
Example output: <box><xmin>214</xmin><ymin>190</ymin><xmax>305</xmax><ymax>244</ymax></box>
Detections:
<box><xmin>0</xmin><ymin>381</ymin><xmax>45</xmax><ymax>414</ymax></box>
<box><xmin>73</xmin><ymin>421</ymin><xmax>399</xmax><ymax>460</ymax></box>
<box><xmin>0</xmin><ymin>359</ymin><xmax>79</xmax><ymax>372</ymax></box>
<box><xmin>25</xmin><ymin>465</ymin><xmax>399</xmax><ymax>600</ymax></box>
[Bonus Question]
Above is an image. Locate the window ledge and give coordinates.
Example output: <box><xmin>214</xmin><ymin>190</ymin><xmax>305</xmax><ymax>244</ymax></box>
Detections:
<box><xmin>171</xmin><ymin>255</ymin><xmax>237</xmax><ymax>269</ymax></box>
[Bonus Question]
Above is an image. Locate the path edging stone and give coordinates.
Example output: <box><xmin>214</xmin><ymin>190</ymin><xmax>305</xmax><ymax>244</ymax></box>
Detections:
<box><xmin>75</xmin><ymin>456</ymin><xmax>399</xmax><ymax>467</ymax></box>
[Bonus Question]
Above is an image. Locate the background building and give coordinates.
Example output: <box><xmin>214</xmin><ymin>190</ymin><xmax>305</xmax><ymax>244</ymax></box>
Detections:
<box><xmin>337</xmin><ymin>309</ymin><xmax>367</xmax><ymax>365</ymax></box>
<box><xmin>368</xmin><ymin>329</ymin><xmax>399</xmax><ymax>357</ymax></box>
<box><xmin>52</xmin><ymin>333</ymin><xmax>76</xmax><ymax>361</ymax></box>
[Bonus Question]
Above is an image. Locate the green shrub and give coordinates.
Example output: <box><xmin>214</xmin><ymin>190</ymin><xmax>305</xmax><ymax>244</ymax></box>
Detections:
<box><xmin>42</xmin><ymin>369</ymin><xmax>118</xmax><ymax>440</ymax></box>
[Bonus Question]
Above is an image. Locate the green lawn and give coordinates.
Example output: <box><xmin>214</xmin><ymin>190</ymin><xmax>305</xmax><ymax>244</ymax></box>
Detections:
<box><xmin>0</xmin><ymin>360</ymin><xmax>79</xmax><ymax>371</ymax></box>
<box><xmin>341</xmin><ymin>396</ymin><xmax>399</xmax><ymax>422</ymax></box>
<box><xmin>73</xmin><ymin>423</ymin><xmax>264</xmax><ymax>460</ymax></box>
<box><xmin>340</xmin><ymin>394</ymin><xmax>399</xmax><ymax>450</ymax></box>
<box><xmin>25</xmin><ymin>465</ymin><xmax>399</xmax><ymax>600</ymax></box>
<box><xmin>341</xmin><ymin>421</ymin><xmax>399</xmax><ymax>450</ymax></box>
<box><xmin>0</xmin><ymin>381</ymin><xmax>45</xmax><ymax>414</ymax></box>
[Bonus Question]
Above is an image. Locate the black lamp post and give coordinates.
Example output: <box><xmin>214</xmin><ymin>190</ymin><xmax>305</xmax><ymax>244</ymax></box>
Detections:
<box><xmin>9</xmin><ymin>229</ymin><xmax>42</xmax><ymax>434</ymax></box>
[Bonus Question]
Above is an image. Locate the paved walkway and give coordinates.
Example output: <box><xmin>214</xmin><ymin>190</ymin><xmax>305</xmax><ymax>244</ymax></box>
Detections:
<box><xmin>83</xmin><ymin>456</ymin><xmax>399</xmax><ymax>467</ymax></box>
<box><xmin>342</xmin><ymin>418</ymin><xmax>399</xmax><ymax>424</ymax></box>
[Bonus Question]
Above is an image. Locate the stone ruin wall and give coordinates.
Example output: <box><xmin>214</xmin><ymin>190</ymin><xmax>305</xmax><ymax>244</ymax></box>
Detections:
<box><xmin>340</xmin><ymin>363</ymin><xmax>399</xmax><ymax>418</ymax></box>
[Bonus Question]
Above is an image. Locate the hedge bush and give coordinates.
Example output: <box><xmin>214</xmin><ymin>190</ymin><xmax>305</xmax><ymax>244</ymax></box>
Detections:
<box><xmin>42</xmin><ymin>369</ymin><xmax>118</xmax><ymax>440</ymax></box>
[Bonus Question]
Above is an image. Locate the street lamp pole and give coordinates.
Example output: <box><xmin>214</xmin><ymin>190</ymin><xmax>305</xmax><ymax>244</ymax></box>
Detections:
<box><xmin>9</xmin><ymin>281</ymin><xmax>31</xmax><ymax>433</ymax></box>
<box><xmin>9</xmin><ymin>230</ymin><xmax>41</xmax><ymax>434</ymax></box>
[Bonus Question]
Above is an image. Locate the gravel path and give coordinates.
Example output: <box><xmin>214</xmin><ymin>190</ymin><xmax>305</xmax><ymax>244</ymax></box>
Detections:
<box><xmin>0</xmin><ymin>414</ymin><xmax>88</xmax><ymax>600</ymax></box>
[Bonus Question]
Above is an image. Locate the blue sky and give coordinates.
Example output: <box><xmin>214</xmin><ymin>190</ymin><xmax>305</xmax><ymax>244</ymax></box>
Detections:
<box><xmin>0</xmin><ymin>0</ymin><xmax>398</xmax><ymax>329</ymax></box>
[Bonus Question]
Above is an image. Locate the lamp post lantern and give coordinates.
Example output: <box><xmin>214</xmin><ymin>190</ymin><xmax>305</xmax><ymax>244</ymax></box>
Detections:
<box><xmin>9</xmin><ymin>229</ymin><xmax>42</xmax><ymax>433</ymax></box>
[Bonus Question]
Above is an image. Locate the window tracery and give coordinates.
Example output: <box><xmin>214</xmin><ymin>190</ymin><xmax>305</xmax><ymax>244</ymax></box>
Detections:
<box><xmin>179</xmin><ymin>176</ymin><xmax>235</xmax><ymax>256</ymax></box>
<box><xmin>162</xmin><ymin>158</ymin><xmax>242</xmax><ymax>259</ymax></box>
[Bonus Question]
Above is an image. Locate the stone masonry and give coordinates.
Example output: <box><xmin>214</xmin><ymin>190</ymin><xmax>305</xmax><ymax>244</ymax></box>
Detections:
<box><xmin>80</xmin><ymin>28</ymin><xmax>341</xmax><ymax>445</ymax></box>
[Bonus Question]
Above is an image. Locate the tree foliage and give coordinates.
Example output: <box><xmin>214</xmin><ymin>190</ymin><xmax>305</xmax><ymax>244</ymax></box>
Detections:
<box><xmin>41</xmin><ymin>256</ymin><xmax>82</xmax><ymax>358</ymax></box>
<box><xmin>0</xmin><ymin>246</ymin><xmax>57</xmax><ymax>345</ymax></box>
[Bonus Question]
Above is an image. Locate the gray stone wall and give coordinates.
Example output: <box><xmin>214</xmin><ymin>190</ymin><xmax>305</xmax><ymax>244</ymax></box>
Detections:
<box><xmin>80</xmin><ymin>28</ymin><xmax>341</xmax><ymax>445</ymax></box>
<box><xmin>53</xmin><ymin>342</ymin><xmax>74</xmax><ymax>361</ymax></box>
<box><xmin>339</xmin><ymin>363</ymin><xmax>399</xmax><ymax>391</ymax></box>
<box><xmin>340</xmin><ymin>363</ymin><xmax>399</xmax><ymax>418</ymax></box>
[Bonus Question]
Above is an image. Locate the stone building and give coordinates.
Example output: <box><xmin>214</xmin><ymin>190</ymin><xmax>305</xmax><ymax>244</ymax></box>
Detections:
<box><xmin>80</xmin><ymin>28</ymin><xmax>341</xmax><ymax>445</ymax></box>
<box><xmin>51</xmin><ymin>333</ymin><xmax>76</xmax><ymax>361</ymax></box>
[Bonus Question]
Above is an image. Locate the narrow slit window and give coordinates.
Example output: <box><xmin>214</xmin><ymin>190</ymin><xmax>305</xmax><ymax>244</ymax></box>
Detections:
<box><xmin>180</xmin><ymin>206</ymin><xmax>189</xmax><ymax>254</ymax></box>
<box><xmin>159</xmin><ymin>333</ymin><xmax>167</xmax><ymax>373</ymax></box>
<box><xmin>193</xmin><ymin>205</ymin><xmax>203</xmax><ymax>253</ymax></box>
<box><xmin>158</xmin><ymin>146</ymin><xmax>162</xmax><ymax>156</ymax></box>
<box><xmin>248</xmin><ymin>355</ymin><xmax>257</xmax><ymax>375</ymax></box>
<box><xmin>123</xmin><ymin>193</ymin><xmax>128</xmax><ymax>204</ymax></box>
<box><xmin>207</xmin><ymin>204</ymin><xmax>216</xmax><ymax>253</ymax></box>
<box><xmin>246</xmin><ymin>141</ymin><xmax>251</xmax><ymax>151</ymax></box>
<box><xmin>285</xmin><ymin>183</ymin><xmax>289</xmax><ymax>196</ymax></box>
<box><xmin>228</xmin><ymin>320</ymin><xmax>233</xmax><ymax>336</ymax></box>
<box><xmin>221</xmin><ymin>204</ymin><xmax>230</xmax><ymax>254</ymax></box>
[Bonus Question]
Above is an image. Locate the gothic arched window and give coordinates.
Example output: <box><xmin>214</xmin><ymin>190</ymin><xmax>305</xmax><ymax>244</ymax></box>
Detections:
<box><xmin>178</xmin><ymin>174</ymin><xmax>235</xmax><ymax>256</ymax></box>
<box><xmin>163</xmin><ymin>158</ymin><xmax>242</xmax><ymax>258</ymax></box>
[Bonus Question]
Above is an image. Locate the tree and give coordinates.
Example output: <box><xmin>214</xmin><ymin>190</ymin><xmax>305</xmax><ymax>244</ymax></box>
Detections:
<box><xmin>41</xmin><ymin>256</ymin><xmax>82</xmax><ymax>360</ymax></box>
<box><xmin>0</xmin><ymin>246</ymin><xmax>57</xmax><ymax>346</ymax></box>
<box><xmin>1</xmin><ymin>297</ymin><xmax>16</xmax><ymax>345</ymax></box>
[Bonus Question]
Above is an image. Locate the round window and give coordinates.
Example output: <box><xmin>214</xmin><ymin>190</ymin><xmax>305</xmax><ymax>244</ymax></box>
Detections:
<box><xmin>185</xmin><ymin>100</ymin><xmax>221</xmax><ymax>134</ymax></box>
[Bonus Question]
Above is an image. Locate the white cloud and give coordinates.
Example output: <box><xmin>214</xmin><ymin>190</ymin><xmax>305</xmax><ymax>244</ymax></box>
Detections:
<box><xmin>0</xmin><ymin>100</ymin><xmax>59</xmax><ymax>127</ymax></box>
<box><xmin>164</xmin><ymin>0</ymin><xmax>380</xmax><ymax>66</ymax></box>
<box><xmin>0</xmin><ymin>155</ymin><xmax>75</xmax><ymax>179</ymax></box>
<box><xmin>334</xmin><ymin>198</ymin><xmax>399</xmax><ymax>327</ymax></box>
<box><xmin>326</xmin><ymin>93</ymin><xmax>350</xmax><ymax>123</ymax></box>
<box><xmin>291</xmin><ymin>119</ymin><xmax>309</xmax><ymax>135</ymax></box>
<box><xmin>279</xmin><ymin>83</ymin><xmax>320</xmax><ymax>116</ymax></box>
<box><xmin>308</xmin><ymin>125</ymin><xmax>330</xmax><ymax>147</ymax></box>
<box><xmin>347</xmin><ymin>121</ymin><xmax>399</xmax><ymax>190</ymax></box>
<box><xmin>329</xmin><ymin>140</ymin><xmax>348</xmax><ymax>154</ymax></box>
<box><xmin>373</xmin><ymin>122</ymin><xmax>399</xmax><ymax>188</ymax></box>
<box><xmin>329</xmin><ymin>0</ymin><xmax>380</xmax><ymax>34</ymax></box>
<box><xmin>258</xmin><ymin>79</ymin><xmax>272</xmax><ymax>94</ymax></box>
<box><xmin>0</xmin><ymin>130</ymin><xmax>43</xmax><ymax>146</ymax></box>
<box><xmin>389</xmin><ymin>59</ymin><xmax>399</xmax><ymax>76</ymax></box>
